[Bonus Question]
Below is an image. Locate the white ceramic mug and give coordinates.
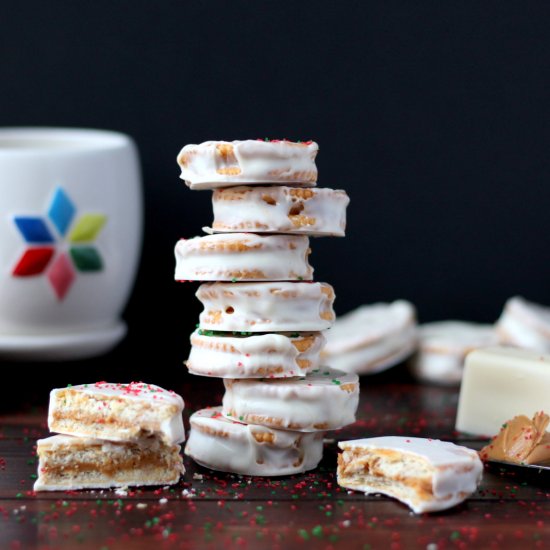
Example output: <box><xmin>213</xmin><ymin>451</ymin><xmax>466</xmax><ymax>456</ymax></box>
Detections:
<box><xmin>0</xmin><ymin>128</ymin><xmax>142</xmax><ymax>360</ymax></box>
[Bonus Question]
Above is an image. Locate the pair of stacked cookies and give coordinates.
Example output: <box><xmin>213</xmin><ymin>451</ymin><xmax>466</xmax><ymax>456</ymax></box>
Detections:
<box><xmin>34</xmin><ymin>382</ymin><xmax>185</xmax><ymax>490</ymax></box>
<box><xmin>174</xmin><ymin>139</ymin><xmax>359</xmax><ymax>476</ymax></box>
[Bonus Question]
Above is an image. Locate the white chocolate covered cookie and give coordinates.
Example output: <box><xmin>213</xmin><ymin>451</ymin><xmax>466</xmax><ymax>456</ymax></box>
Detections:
<box><xmin>196</xmin><ymin>281</ymin><xmax>335</xmax><ymax>332</ymax></box>
<box><xmin>34</xmin><ymin>435</ymin><xmax>184</xmax><ymax>491</ymax></box>
<box><xmin>337</xmin><ymin>436</ymin><xmax>483</xmax><ymax>514</ymax></box>
<box><xmin>222</xmin><ymin>367</ymin><xmax>359</xmax><ymax>431</ymax></box>
<box><xmin>208</xmin><ymin>186</ymin><xmax>349</xmax><ymax>237</ymax></box>
<box><xmin>410</xmin><ymin>321</ymin><xmax>498</xmax><ymax>385</ymax></box>
<box><xmin>185</xmin><ymin>407</ymin><xmax>324</xmax><ymax>476</ymax></box>
<box><xmin>322</xmin><ymin>301</ymin><xmax>417</xmax><ymax>375</ymax></box>
<box><xmin>178</xmin><ymin>140</ymin><xmax>318</xmax><ymax>189</ymax></box>
<box><xmin>496</xmin><ymin>296</ymin><xmax>550</xmax><ymax>352</ymax></box>
<box><xmin>186</xmin><ymin>330</ymin><xmax>326</xmax><ymax>378</ymax></box>
<box><xmin>175</xmin><ymin>233</ymin><xmax>313</xmax><ymax>282</ymax></box>
<box><xmin>48</xmin><ymin>382</ymin><xmax>185</xmax><ymax>445</ymax></box>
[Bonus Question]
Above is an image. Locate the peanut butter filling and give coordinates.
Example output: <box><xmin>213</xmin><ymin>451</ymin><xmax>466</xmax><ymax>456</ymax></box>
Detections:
<box><xmin>338</xmin><ymin>449</ymin><xmax>434</xmax><ymax>499</ymax></box>
<box><xmin>41</xmin><ymin>453</ymin><xmax>177</xmax><ymax>478</ymax></box>
<box><xmin>479</xmin><ymin>411</ymin><xmax>550</xmax><ymax>465</ymax></box>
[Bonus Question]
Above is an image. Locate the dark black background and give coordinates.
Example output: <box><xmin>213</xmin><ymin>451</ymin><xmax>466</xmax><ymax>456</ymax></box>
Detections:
<box><xmin>1</xmin><ymin>2</ymin><xmax>549</xmax><ymax>391</ymax></box>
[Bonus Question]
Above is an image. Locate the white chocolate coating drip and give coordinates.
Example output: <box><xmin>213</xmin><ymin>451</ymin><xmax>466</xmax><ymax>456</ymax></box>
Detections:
<box><xmin>185</xmin><ymin>407</ymin><xmax>324</xmax><ymax>476</ymax></box>
<box><xmin>338</xmin><ymin>436</ymin><xmax>483</xmax><ymax>513</ymax></box>
<box><xmin>196</xmin><ymin>281</ymin><xmax>335</xmax><ymax>332</ymax></box>
<box><xmin>178</xmin><ymin>140</ymin><xmax>318</xmax><ymax>189</ymax></box>
<box><xmin>411</xmin><ymin>321</ymin><xmax>498</xmax><ymax>385</ymax></box>
<box><xmin>174</xmin><ymin>233</ymin><xmax>313</xmax><ymax>281</ymax></box>
<box><xmin>186</xmin><ymin>330</ymin><xmax>326</xmax><ymax>378</ymax></box>
<box><xmin>222</xmin><ymin>367</ymin><xmax>359</xmax><ymax>431</ymax></box>
<box><xmin>323</xmin><ymin>301</ymin><xmax>417</xmax><ymax>375</ymax></box>
<box><xmin>209</xmin><ymin>186</ymin><xmax>349</xmax><ymax>237</ymax></box>
<box><xmin>496</xmin><ymin>296</ymin><xmax>550</xmax><ymax>352</ymax></box>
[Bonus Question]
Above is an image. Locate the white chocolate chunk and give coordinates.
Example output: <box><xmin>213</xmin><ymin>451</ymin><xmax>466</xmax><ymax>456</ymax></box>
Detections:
<box><xmin>222</xmin><ymin>367</ymin><xmax>359</xmax><ymax>431</ymax></box>
<box><xmin>209</xmin><ymin>185</ymin><xmax>349</xmax><ymax>236</ymax></box>
<box><xmin>177</xmin><ymin>140</ymin><xmax>318</xmax><ymax>189</ymax></box>
<box><xmin>456</xmin><ymin>347</ymin><xmax>550</xmax><ymax>436</ymax></box>
<box><xmin>175</xmin><ymin>233</ymin><xmax>313</xmax><ymax>282</ymax></box>
<box><xmin>185</xmin><ymin>407</ymin><xmax>324</xmax><ymax>476</ymax></box>
<box><xmin>196</xmin><ymin>281</ymin><xmax>335</xmax><ymax>332</ymax></box>
<box><xmin>337</xmin><ymin>436</ymin><xmax>482</xmax><ymax>513</ymax></box>
<box><xmin>186</xmin><ymin>330</ymin><xmax>325</xmax><ymax>378</ymax></box>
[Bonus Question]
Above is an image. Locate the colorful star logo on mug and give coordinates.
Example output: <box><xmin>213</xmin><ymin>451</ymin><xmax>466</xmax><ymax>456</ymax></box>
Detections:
<box><xmin>11</xmin><ymin>187</ymin><xmax>107</xmax><ymax>300</ymax></box>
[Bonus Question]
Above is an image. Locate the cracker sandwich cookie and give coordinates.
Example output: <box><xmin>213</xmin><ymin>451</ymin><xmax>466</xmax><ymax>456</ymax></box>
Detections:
<box><xmin>496</xmin><ymin>296</ymin><xmax>550</xmax><ymax>353</ymax></box>
<box><xmin>48</xmin><ymin>382</ymin><xmax>185</xmax><ymax>445</ymax></box>
<box><xmin>208</xmin><ymin>186</ymin><xmax>349</xmax><ymax>236</ymax></box>
<box><xmin>186</xmin><ymin>330</ymin><xmax>325</xmax><ymax>378</ymax></box>
<box><xmin>337</xmin><ymin>436</ymin><xmax>483</xmax><ymax>514</ymax></box>
<box><xmin>185</xmin><ymin>407</ymin><xmax>324</xmax><ymax>476</ymax></box>
<box><xmin>196</xmin><ymin>281</ymin><xmax>335</xmax><ymax>332</ymax></box>
<box><xmin>34</xmin><ymin>435</ymin><xmax>184</xmax><ymax>491</ymax></box>
<box><xmin>178</xmin><ymin>139</ymin><xmax>318</xmax><ymax>189</ymax></box>
<box><xmin>222</xmin><ymin>367</ymin><xmax>359</xmax><ymax>431</ymax></box>
<box><xmin>323</xmin><ymin>301</ymin><xmax>417</xmax><ymax>375</ymax></box>
<box><xmin>410</xmin><ymin>321</ymin><xmax>498</xmax><ymax>385</ymax></box>
<box><xmin>175</xmin><ymin>233</ymin><xmax>313</xmax><ymax>282</ymax></box>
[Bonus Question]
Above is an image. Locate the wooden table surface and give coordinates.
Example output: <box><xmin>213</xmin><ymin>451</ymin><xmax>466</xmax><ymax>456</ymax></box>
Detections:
<box><xmin>1</xmin><ymin>374</ymin><xmax>548</xmax><ymax>549</ymax></box>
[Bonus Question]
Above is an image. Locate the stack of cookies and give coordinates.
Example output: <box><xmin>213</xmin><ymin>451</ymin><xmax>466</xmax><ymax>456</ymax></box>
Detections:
<box><xmin>175</xmin><ymin>139</ymin><xmax>359</xmax><ymax>476</ymax></box>
<box><xmin>34</xmin><ymin>382</ymin><xmax>185</xmax><ymax>491</ymax></box>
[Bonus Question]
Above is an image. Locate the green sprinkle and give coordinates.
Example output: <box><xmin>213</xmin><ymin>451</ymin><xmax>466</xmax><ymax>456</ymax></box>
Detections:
<box><xmin>231</xmin><ymin>278</ymin><xmax>237</xmax><ymax>283</ymax></box>
<box><xmin>450</xmin><ymin>531</ymin><xmax>460</xmax><ymax>541</ymax></box>
<box><xmin>312</xmin><ymin>525</ymin><xmax>323</xmax><ymax>538</ymax></box>
<box><xmin>67</xmin><ymin>383</ymin><xmax>72</xmax><ymax>388</ymax></box>
<box><xmin>239</xmin><ymin>416</ymin><xmax>244</xmax><ymax>421</ymax></box>
<box><xmin>298</xmin><ymin>529</ymin><xmax>310</xmax><ymax>540</ymax></box>
<box><xmin>256</xmin><ymin>505</ymin><xmax>263</xmax><ymax>511</ymax></box>
<box><xmin>298</xmin><ymin>276</ymin><xmax>304</xmax><ymax>280</ymax></box>
<box><xmin>332</xmin><ymin>379</ymin><xmax>341</xmax><ymax>385</ymax></box>
<box><xmin>15</xmin><ymin>493</ymin><xmax>23</xmax><ymax>498</ymax></box>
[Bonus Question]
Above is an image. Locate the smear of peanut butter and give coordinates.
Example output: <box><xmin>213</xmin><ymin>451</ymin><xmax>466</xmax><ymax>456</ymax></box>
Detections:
<box><xmin>479</xmin><ymin>411</ymin><xmax>550</xmax><ymax>465</ymax></box>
